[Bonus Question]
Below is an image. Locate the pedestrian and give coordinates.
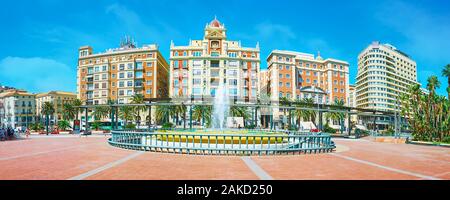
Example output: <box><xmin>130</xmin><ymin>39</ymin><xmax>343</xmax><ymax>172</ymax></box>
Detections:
<box><xmin>9</xmin><ymin>127</ymin><xmax>15</xmax><ymax>139</ymax></box>
<box><xmin>25</xmin><ymin>127</ymin><xmax>30</xmax><ymax>138</ymax></box>
<box><xmin>0</xmin><ymin>127</ymin><xmax>5</xmax><ymax>141</ymax></box>
<box><xmin>6</xmin><ymin>127</ymin><xmax>11</xmax><ymax>140</ymax></box>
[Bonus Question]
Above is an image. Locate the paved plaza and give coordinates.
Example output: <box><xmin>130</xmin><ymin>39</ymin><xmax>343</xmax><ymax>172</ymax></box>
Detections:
<box><xmin>0</xmin><ymin>135</ymin><xmax>448</xmax><ymax>180</ymax></box>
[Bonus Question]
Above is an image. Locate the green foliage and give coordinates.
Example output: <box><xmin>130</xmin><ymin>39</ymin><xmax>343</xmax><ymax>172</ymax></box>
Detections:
<box><xmin>93</xmin><ymin>106</ymin><xmax>110</xmax><ymax>120</ymax></box>
<box><xmin>399</xmin><ymin>68</ymin><xmax>450</xmax><ymax>142</ymax></box>
<box><xmin>384</xmin><ymin>127</ymin><xmax>395</xmax><ymax>135</ymax></box>
<box><xmin>57</xmin><ymin>120</ymin><xmax>70</xmax><ymax>131</ymax></box>
<box><xmin>124</xmin><ymin>123</ymin><xmax>136</xmax><ymax>130</ymax></box>
<box><xmin>29</xmin><ymin>123</ymin><xmax>44</xmax><ymax>132</ymax></box>
<box><xmin>91</xmin><ymin>121</ymin><xmax>101</xmax><ymax>131</ymax></box>
<box><xmin>119</xmin><ymin>106</ymin><xmax>135</xmax><ymax>125</ymax></box>
<box><xmin>293</xmin><ymin>98</ymin><xmax>317</xmax><ymax>124</ymax></box>
<box><xmin>442</xmin><ymin>136</ymin><xmax>450</xmax><ymax>144</ymax></box>
<box><xmin>162</xmin><ymin>122</ymin><xmax>174</xmax><ymax>129</ymax></box>
<box><xmin>245</xmin><ymin>124</ymin><xmax>256</xmax><ymax>129</ymax></box>
<box><xmin>193</xmin><ymin>105</ymin><xmax>212</xmax><ymax>127</ymax></box>
<box><xmin>155</xmin><ymin>104</ymin><xmax>175</xmax><ymax>124</ymax></box>
<box><xmin>62</xmin><ymin>103</ymin><xmax>75</xmax><ymax>121</ymax></box>
<box><xmin>229</xmin><ymin>106</ymin><xmax>250</xmax><ymax>119</ymax></box>
<box><xmin>323</xmin><ymin>123</ymin><xmax>337</xmax><ymax>134</ymax></box>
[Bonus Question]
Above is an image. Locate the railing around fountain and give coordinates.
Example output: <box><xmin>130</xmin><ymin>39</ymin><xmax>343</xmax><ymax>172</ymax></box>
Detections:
<box><xmin>108</xmin><ymin>130</ymin><xmax>336</xmax><ymax>155</ymax></box>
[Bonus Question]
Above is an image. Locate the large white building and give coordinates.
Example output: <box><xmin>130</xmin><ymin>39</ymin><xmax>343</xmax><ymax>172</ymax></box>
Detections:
<box><xmin>356</xmin><ymin>41</ymin><xmax>418</xmax><ymax>129</ymax></box>
<box><xmin>169</xmin><ymin>17</ymin><xmax>260</xmax><ymax>103</ymax></box>
<box><xmin>0</xmin><ymin>89</ymin><xmax>36</xmax><ymax>129</ymax></box>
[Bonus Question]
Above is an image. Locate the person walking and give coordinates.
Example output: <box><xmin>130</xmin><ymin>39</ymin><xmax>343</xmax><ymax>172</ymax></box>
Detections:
<box><xmin>25</xmin><ymin>127</ymin><xmax>30</xmax><ymax>138</ymax></box>
<box><xmin>0</xmin><ymin>127</ymin><xmax>5</xmax><ymax>141</ymax></box>
<box><xmin>6</xmin><ymin>127</ymin><xmax>11</xmax><ymax>140</ymax></box>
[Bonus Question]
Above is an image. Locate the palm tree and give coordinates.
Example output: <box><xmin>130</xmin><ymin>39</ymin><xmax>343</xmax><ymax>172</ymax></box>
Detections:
<box><xmin>279</xmin><ymin>97</ymin><xmax>291</xmax><ymax>128</ymax></box>
<box><xmin>92</xmin><ymin>106</ymin><xmax>109</xmax><ymax>121</ymax></box>
<box><xmin>119</xmin><ymin>106</ymin><xmax>134</xmax><ymax>126</ymax></box>
<box><xmin>229</xmin><ymin>106</ymin><xmax>250</xmax><ymax>126</ymax></box>
<box><xmin>62</xmin><ymin>103</ymin><xmax>76</xmax><ymax>121</ymax></box>
<box><xmin>442</xmin><ymin>64</ymin><xmax>450</xmax><ymax>99</ymax></box>
<box><xmin>72</xmin><ymin>99</ymin><xmax>82</xmax><ymax>125</ymax></box>
<box><xmin>174</xmin><ymin>104</ymin><xmax>187</xmax><ymax>129</ymax></box>
<box><xmin>400</xmin><ymin>79</ymin><xmax>450</xmax><ymax>143</ymax></box>
<box><xmin>41</xmin><ymin>102</ymin><xmax>55</xmax><ymax>135</ymax></box>
<box><xmin>192</xmin><ymin>105</ymin><xmax>212</xmax><ymax>127</ymax></box>
<box><xmin>57</xmin><ymin>120</ymin><xmax>70</xmax><ymax>131</ymax></box>
<box><xmin>130</xmin><ymin>94</ymin><xmax>146</xmax><ymax>126</ymax></box>
<box><xmin>155</xmin><ymin>104</ymin><xmax>174</xmax><ymax>124</ymax></box>
<box><xmin>325</xmin><ymin>99</ymin><xmax>345</xmax><ymax>127</ymax></box>
<box><xmin>293</xmin><ymin>98</ymin><xmax>316</xmax><ymax>129</ymax></box>
<box><xmin>427</xmin><ymin>75</ymin><xmax>441</xmax><ymax>96</ymax></box>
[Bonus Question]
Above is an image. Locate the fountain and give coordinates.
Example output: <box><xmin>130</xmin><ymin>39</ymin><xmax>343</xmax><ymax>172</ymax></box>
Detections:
<box><xmin>211</xmin><ymin>78</ymin><xmax>230</xmax><ymax>130</ymax></box>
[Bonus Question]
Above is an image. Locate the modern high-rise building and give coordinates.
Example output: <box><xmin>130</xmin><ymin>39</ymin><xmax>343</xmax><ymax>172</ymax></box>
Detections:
<box><xmin>356</xmin><ymin>41</ymin><xmax>418</xmax><ymax>129</ymax></box>
<box><xmin>35</xmin><ymin>91</ymin><xmax>77</xmax><ymax>123</ymax></box>
<box><xmin>356</xmin><ymin>41</ymin><xmax>418</xmax><ymax>112</ymax></box>
<box><xmin>77</xmin><ymin>37</ymin><xmax>169</xmax><ymax>105</ymax></box>
<box><xmin>169</xmin><ymin>17</ymin><xmax>260</xmax><ymax>102</ymax></box>
<box><xmin>265</xmin><ymin>50</ymin><xmax>350</xmax><ymax>127</ymax></box>
<box><xmin>0</xmin><ymin>89</ymin><xmax>36</xmax><ymax>129</ymax></box>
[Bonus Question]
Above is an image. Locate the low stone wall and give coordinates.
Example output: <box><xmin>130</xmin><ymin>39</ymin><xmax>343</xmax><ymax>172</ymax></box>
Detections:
<box><xmin>373</xmin><ymin>137</ymin><xmax>407</xmax><ymax>144</ymax></box>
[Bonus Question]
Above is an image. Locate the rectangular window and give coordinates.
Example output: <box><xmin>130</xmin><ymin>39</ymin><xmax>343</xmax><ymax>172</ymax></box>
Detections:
<box><xmin>136</xmin><ymin>62</ymin><xmax>143</xmax><ymax>70</ymax></box>
<box><xmin>135</xmin><ymin>71</ymin><xmax>143</xmax><ymax>78</ymax></box>
<box><xmin>193</xmin><ymin>79</ymin><xmax>201</xmax><ymax>85</ymax></box>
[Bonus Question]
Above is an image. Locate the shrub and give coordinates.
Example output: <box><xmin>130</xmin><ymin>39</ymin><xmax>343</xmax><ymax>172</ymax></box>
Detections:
<box><xmin>245</xmin><ymin>124</ymin><xmax>256</xmax><ymax>129</ymax></box>
<box><xmin>323</xmin><ymin>123</ymin><xmax>337</xmax><ymax>134</ymax></box>
<box><xmin>162</xmin><ymin>122</ymin><xmax>174</xmax><ymax>129</ymax></box>
<box><xmin>125</xmin><ymin>124</ymin><xmax>136</xmax><ymax>130</ymax></box>
<box><xmin>442</xmin><ymin>136</ymin><xmax>450</xmax><ymax>144</ymax></box>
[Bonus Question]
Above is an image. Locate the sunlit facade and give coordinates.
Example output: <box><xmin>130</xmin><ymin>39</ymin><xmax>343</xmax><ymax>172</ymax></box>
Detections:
<box><xmin>77</xmin><ymin>38</ymin><xmax>169</xmax><ymax>105</ymax></box>
<box><xmin>169</xmin><ymin>17</ymin><xmax>260</xmax><ymax>103</ymax></box>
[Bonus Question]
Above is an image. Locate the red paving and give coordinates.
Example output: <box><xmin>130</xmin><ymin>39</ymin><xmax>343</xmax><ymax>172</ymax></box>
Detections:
<box><xmin>0</xmin><ymin>136</ymin><xmax>448</xmax><ymax>180</ymax></box>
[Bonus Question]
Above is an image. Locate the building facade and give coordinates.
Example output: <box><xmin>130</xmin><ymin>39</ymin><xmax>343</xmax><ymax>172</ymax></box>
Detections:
<box><xmin>77</xmin><ymin>37</ymin><xmax>169</xmax><ymax>105</ymax></box>
<box><xmin>265</xmin><ymin>50</ymin><xmax>350</xmax><ymax>127</ymax></box>
<box><xmin>35</xmin><ymin>91</ymin><xmax>77</xmax><ymax>123</ymax></box>
<box><xmin>356</xmin><ymin>41</ymin><xmax>418</xmax><ymax>129</ymax></box>
<box><xmin>0</xmin><ymin>89</ymin><xmax>36</xmax><ymax>129</ymax></box>
<box><xmin>169</xmin><ymin>18</ymin><xmax>260</xmax><ymax>102</ymax></box>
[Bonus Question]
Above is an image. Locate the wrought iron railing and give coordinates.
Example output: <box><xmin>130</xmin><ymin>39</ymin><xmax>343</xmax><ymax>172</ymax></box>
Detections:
<box><xmin>109</xmin><ymin>130</ymin><xmax>335</xmax><ymax>155</ymax></box>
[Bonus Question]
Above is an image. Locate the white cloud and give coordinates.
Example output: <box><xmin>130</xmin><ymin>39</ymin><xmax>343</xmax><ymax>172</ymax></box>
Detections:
<box><xmin>255</xmin><ymin>22</ymin><xmax>296</xmax><ymax>40</ymax></box>
<box><xmin>105</xmin><ymin>3</ymin><xmax>180</xmax><ymax>44</ymax></box>
<box><xmin>0</xmin><ymin>57</ymin><xmax>76</xmax><ymax>93</ymax></box>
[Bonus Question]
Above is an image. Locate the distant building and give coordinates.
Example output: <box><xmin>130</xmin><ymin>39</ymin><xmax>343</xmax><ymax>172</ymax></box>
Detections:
<box><xmin>349</xmin><ymin>84</ymin><xmax>356</xmax><ymax>108</ymax></box>
<box><xmin>77</xmin><ymin>37</ymin><xmax>169</xmax><ymax>105</ymax></box>
<box><xmin>0</xmin><ymin>85</ymin><xmax>15</xmax><ymax>93</ymax></box>
<box><xmin>264</xmin><ymin>50</ymin><xmax>350</xmax><ymax>128</ymax></box>
<box><xmin>0</xmin><ymin>89</ymin><xmax>36</xmax><ymax>129</ymax></box>
<box><xmin>169</xmin><ymin>17</ymin><xmax>260</xmax><ymax>103</ymax></box>
<box><xmin>35</xmin><ymin>91</ymin><xmax>77</xmax><ymax>124</ymax></box>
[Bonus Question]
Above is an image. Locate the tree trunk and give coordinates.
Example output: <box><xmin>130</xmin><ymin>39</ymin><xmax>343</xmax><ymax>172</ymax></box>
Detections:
<box><xmin>46</xmin><ymin>115</ymin><xmax>49</xmax><ymax>135</ymax></box>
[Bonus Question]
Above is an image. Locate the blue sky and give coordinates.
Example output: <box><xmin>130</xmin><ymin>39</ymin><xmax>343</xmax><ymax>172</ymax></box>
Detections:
<box><xmin>0</xmin><ymin>0</ymin><xmax>449</xmax><ymax>95</ymax></box>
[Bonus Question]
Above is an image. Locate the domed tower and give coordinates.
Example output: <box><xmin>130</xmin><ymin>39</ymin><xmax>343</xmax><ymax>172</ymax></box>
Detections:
<box><xmin>204</xmin><ymin>16</ymin><xmax>226</xmax><ymax>40</ymax></box>
<box><xmin>204</xmin><ymin>16</ymin><xmax>227</xmax><ymax>56</ymax></box>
